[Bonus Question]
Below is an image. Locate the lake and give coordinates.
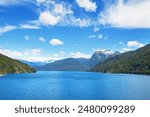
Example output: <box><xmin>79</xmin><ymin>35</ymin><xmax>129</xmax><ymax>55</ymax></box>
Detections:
<box><xmin>0</xmin><ymin>71</ymin><xmax>150</xmax><ymax>100</ymax></box>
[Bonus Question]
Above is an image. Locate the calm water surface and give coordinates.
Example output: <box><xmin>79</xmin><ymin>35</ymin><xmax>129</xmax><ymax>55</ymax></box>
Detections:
<box><xmin>0</xmin><ymin>71</ymin><xmax>150</xmax><ymax>100</ymax></box>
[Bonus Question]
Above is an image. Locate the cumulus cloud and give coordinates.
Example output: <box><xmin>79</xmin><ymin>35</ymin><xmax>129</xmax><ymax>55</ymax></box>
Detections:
<box><xmin>38</xmin><ymin>2</ymin><xmax>73</xmax><ymax>26</ymax></box>
<box><xmin>49</xmin><ymin>39</ymin><xmax>64</xmax><ymax>46</ymax></box>
<box><xmin>121</xmin><ymin>48</ymin><xmax>133</xmax><ymax>53</ymax></box>
<box><xmin>37</xmin><ymin>0</ymin><xmax>95</xmax><ymax>27</ymax></box>
<box><xmin>39</xmin><ymin>37</ymin><xmax>46</xmax><ymax>42</ymax></box>
<box><xmin>127</xmin><ymin>41</ymin><xmax>144</xmax><ymax>48</ymax></box>
<box><xmin>39</xmin><ymin>11</ymin><xmax>60</xmax><ymax>26</ymax></box>
<box><xmin>0</xmin><ymin>25</ymin><xmax>16</xmax><ymax>35</ymax></box>
<box><xmin>99</xmin><ymin>0</ymin><xmax>150</xmax><ymax>28</ymax></box>
<box><xmin>76</xmin><ymin>0</ymin><xmax>97</xmax><ymax>12</ymax></box>
<box><xmin>121</xmin><ymin>40</ymin><xmax>145</xmax><ymax>53</ymax></box>
<box><xmin>70</xmin><ymin>52</ymin><xmax>91</xmax><ymax>58</ymax></box>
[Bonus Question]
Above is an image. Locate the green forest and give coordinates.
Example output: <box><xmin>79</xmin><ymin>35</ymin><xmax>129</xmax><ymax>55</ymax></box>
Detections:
<box><xmin>91</xmin><ymin>44</ymin><xmax>150</xmax><ymax>75</ymax></box>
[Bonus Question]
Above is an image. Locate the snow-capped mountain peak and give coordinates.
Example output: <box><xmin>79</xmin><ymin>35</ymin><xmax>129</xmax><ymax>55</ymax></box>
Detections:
<box><xmin>94</xmin><ymin>50</ymin><xmax>114</xmax><ymax>55</ymax></box>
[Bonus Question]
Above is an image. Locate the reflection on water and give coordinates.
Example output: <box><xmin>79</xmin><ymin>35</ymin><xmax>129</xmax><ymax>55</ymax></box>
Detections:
<box><xmin>0</xmin><ymin>71</ymin><xmax>150</xmax><ymax>100</ymax></box>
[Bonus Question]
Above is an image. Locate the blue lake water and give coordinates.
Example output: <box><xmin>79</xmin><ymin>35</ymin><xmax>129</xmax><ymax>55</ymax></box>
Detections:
<box><xmin>0</xmin><ymin>71</ymin><xmax>150</xmax><ymax>100</ymax></box>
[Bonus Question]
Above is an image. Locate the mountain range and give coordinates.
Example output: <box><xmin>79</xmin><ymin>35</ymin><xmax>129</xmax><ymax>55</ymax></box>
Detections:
<box><xmin>36</xmin><ymin>50</ymin><xmax>120</xmax><ymax>71</ymax></box>
<box><xmin>1</xmin><ymin>43</ymin><xmax>150</xmax><ymax>75</ymax></box>
<box><xmin>20</xmin><ymin>60</ymin><xmax>54</xmax><ymax>67</ymax></box>
<box><xmin>0</xmin><ymin>54</ymin><xmax>36</xmax><ymax>75</ymax></box>
<box><xmin>91</xmin><ymin>44</ymin><xmax>150</xmax><ymax>75</ymax></box>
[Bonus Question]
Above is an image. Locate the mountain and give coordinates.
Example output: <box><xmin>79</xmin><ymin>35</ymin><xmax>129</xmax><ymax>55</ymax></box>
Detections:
<box><xmin>88</xmin><ymin>50</ymin><xmax>120</xmax><ymax>67</ymax></box>
<box><xmin>20</xmin><ymin>60</ymin><xmax>54</xmax><ymax>67</ymax></box>
<box><xmin>36</xmin><ymin>58</ymin><xmax>90</xmax><ymax>71</ymax></box>
<box><xmin>36</xmin><ymin>50</ymin><xmax>120</xmax><ymax>71</ymax></box>
<box><xmin>91</xmin><ymin>44</ymin><xmax>150</xmax><ymax>75</ymax></box>
<box><xmin>0</xmin><ymin>54</ymin><xmax>36</xmax><ymax>75</ymax></box>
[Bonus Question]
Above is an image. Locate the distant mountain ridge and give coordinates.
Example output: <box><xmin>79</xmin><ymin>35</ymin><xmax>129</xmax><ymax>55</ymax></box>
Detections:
<box><xmin>36</xmin><ymin>50</ymin><xmax>120</xmax><ymax>71</ymax></box>
<box><xmin>36</xmin><ymin>58</ymin><xmax>90</xmax><ymax>71</ymax></box>
<box><xmin>0</xmin><ymin>54</ymin><xmax>36</xmax><ymax>75</ymax></box>
<box><xmin>20</xmin><ymin>60</ymin><xmax>54</xmax><ymax>67</ymax></box>
<box><xmin>91</xmin><ymin>44</ymin><xmax>150</xmax><ymax>75</ymax></box>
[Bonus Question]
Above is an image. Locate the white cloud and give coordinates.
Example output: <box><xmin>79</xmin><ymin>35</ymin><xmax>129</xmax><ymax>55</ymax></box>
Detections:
<box><xmin>30</xmin><ymin>49</ymin><xmax>42</xmax><ymax>55</ymax></box>
<box><xmin>23</xmin><ymin>49</ymin><xmax>42</xmax><ymax>56</ymax></box>
<box><xmin>88</xmin><ymin>35</ymin><xmax>96</xmax><ymax>38</ymax></box>
<box><xmin>36</xmin><ymin>0</ymin><xmax>46</xmax><ymax>4</ymax></box>
<box><xmin>54</xmin><ymin>4</ymin><xmax>73</xmax><ymax>16</ymax></box>
<box><xmin>36</xmin><ymin>0</ymin><xmax>54</xmax><ymax>5</ymax></box>
<box><xmin>70</xmin><ymin>52</ymin><xmax>91</xmax><ymax>58</ymax></box>
<box><xmin>20</xmin><ymin>24</ymin><xmax>40</xmax><ymax>29</ymax></box>
<box><xmin>127</xmin><ymin>41</ymin><xmax>144</xmax><ymax>48</ymax></box>
<box><xmin>88</xmin><ymin>33</ymin><xmax>107</xmax><ymax>40</ymax></box>
<box><xmin>0</xmin><ymin>21</ymin><xmax>40</xmax><ymax>35</ymax></box>
<box><xmin>68</xmin><ymin>17</ymin><xmax>93</xmax><ymax>27</ymax></box>
<box><xmin>121</xmin><ymin>48</ymin><xmax>133</xmax><ymax>53</ymax></box>
<box><xmin>0</xmin><ymin>25</ymin><xmax>16</xmax><ymax>35</ymax></box>
<box><xmin>0</xmin><ymin>48</ymin><xmax>42</xmax><ymax>59</ymax></box>
<box><xmin>76</xmin><ymin>0</ymin><xmax>97</xmax><ymax>12</ymax></box>
<box><xmin>119</xmin><ymin>42</ymin><xmax>123</xmax><ymax>44</ymax></box>
<box><xmin>51</xmin><ymin>51</ymin><xmax>65</xmax><ymax>57</ymax></box>
<box><xmin>121</xmin><ymin>40</ymin><xmax>145</xmax><ymax>53</ymax></box>
<box><xmin>38</xmin><ymin>2</ymin><xmax>73</xmax><ymax>26</ymax></box>
<box><xmin>39</xmin><ymin>37</ymin><xmax>46</xmax><ymax>42</ymax></box>
<box><xmin>99</xmin><ymin>0</ymin><xmax>150</xmax><ymax>28</ymax></box>
<box><xmin>93</xmin><ymin>27</ymin><xmax>99</xmax><ymax>32</ymax></box>
<box><xmin>49</xmin><ymin>39</ymin><xmax>64</xmax><ymax>46</ymax></box>
<box><xmin>24</xmin><ymin>35</ymin><xmax>34</xmax><ymax>40</ymax></box>
<box><xmin>20</xmin><ymin>20</ymin><xmax>40</xmax><ymax>29</ymax></box>
<box><xmin>37</xmin><ymin>0</ymin><xmax>95</xmax><ymax>27</ymax></box>
<box><xmin>0</xmin><ymin>48</ymin><xmax>61</xmax><ymax>62</ymax></box>
<box><xmin>39</xmin><ymin>11</ymin><xmax>60</xmax><ymax>26</ymax></box>
<box><xmin>21</xmin><ymin>56</ymin><xmax>57</xmax><ymax>62</ymax></box>
<box><xmin>0</xmin><ymin>49</ymin><xmax>23</xmax><ymax>58</ymax></box>
<box><xmin>98</xmin><ymin>34</ymin><xmax>103</xmax><ymax>39</ymax></box>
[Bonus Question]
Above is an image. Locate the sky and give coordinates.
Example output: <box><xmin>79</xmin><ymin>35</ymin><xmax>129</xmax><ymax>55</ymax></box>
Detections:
<box><xmin>0</xmin><ymin>0</ymin><xmax>150</xmax><ymax>62</ymax></box>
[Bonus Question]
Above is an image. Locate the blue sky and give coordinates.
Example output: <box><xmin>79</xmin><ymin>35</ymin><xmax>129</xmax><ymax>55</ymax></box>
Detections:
<box><xmin>0</xmin><ymin>0</ymin><xmax>150</xmax><ymax>62</ymax></box>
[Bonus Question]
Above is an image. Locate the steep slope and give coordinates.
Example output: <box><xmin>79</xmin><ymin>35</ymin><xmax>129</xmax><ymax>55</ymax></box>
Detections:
<box><xmin>0</xmin><ymin>54</ymin><xmax>36</xmax><ymax>75</ymax></box>
<box><xmin>91</xmin><ymin>44</ymin><xmax>150</xmax><ymax>75</ymax></box>
<box><xmin>36</xmin><ymin>58</ymin><xmax>90</xmax><ymax>71</ymax></box>
<box><xmin>88</xmin><ymin>50</ymin><xmax>120</xmax><ymax>66</ymax></box>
